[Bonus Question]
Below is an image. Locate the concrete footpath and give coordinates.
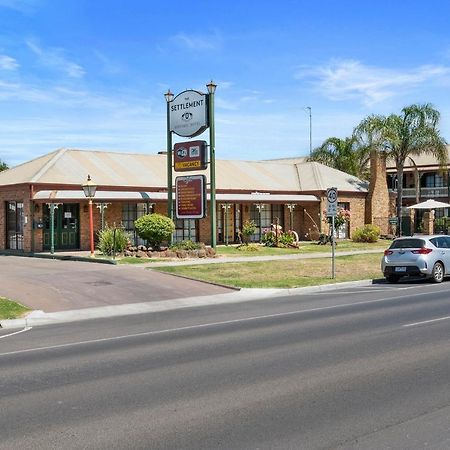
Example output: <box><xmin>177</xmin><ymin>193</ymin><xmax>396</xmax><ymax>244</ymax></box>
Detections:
<box><xmin>0</xmin><ymin>249</ymin><xmax>383</xmax><ymax>329</ymax></box>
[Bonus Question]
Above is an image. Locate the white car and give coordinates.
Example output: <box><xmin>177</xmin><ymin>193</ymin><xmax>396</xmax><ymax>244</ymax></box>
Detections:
<box><xmin>381</xmin><ymin>235</ymin><xmax>450</xmax><ymax>283</ymax></box>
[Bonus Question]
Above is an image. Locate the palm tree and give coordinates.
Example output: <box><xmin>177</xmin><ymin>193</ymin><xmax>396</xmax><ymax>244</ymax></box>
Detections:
<box><xmin>0</xmin><ymin>159</ymin><xmax>8</xmax><ymax>172</ymax></box>
<box><xmin>307</xmin><ymin>136</ymin><xmax>370</xmax><ymax>180</ymax></box>
<box><xmin>363</xmin><ymin>103</ymin><xmax>447</xmax><ymax>235</ymax></box>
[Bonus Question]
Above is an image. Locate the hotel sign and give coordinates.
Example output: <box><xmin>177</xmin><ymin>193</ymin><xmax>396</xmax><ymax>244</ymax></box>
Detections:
<box><xmin>174</xmin><ymin>140</ymin><xmax>208</xmax><ymax>172</ymax></box>
<box><xmin>176</xmin><ymin>175</ymin><xmax>207</xmax><ymax>219</ymax></box>
<box><xmin>170</xmin><ymin>90</ymin><xmax>208</xmax><ymax>138</ymax></box>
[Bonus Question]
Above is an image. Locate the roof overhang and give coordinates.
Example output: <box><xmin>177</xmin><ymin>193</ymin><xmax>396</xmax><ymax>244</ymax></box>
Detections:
<box><xmin>33</xmin><ymin>190</ymin><xmax>320</xmax><ymax>203</ymax></box>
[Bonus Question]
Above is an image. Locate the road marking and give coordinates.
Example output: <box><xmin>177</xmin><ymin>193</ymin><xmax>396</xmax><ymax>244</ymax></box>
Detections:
<box><xmin>0</xmin><ymin>327</ymin><xmax>32</xmax><ymax>339</ymax></box>
<box><xmin>0</xmin><ymin>290</ymin><xmax>446</xmax><ymax>358</ymax></box>
<box><xmin>403</xmin><ymin>316</ymin><xmax>450</xmax><ymax>327</ymax></box>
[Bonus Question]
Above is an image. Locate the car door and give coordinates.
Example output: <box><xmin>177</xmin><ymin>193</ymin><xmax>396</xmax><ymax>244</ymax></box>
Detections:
<box><xmin>431</xmin><ymin>237</ymin><xmax>450</xmax><ymax>274</ymax></box>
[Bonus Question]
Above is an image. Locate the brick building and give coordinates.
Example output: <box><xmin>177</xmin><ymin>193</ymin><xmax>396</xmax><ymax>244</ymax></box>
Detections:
<box><xmin>0</xmin><ymin>148</ymin><xmax>389</xmax><ymax>253</ymax></box>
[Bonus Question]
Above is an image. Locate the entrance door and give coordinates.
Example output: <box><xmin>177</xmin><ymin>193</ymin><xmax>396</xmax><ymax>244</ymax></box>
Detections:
<box><xmin>43</xmin><ymin>203</ymin><xmax>80</xmax><ymax>250</ymax></box>
<box><xmin>6</xmin><ymin>201</ymin><xmax>24</xmax><ymax>250</ymax></box>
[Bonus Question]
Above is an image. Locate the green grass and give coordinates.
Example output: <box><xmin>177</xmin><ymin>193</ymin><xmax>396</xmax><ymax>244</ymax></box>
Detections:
<box><xmin>216</xmin><ymin>240</ymin><xmax>390</xmax><ymax>257</ymax></box>
<box><xmin>0</xmin><ymin>297</ymin><xmax>31</xmax><ymax>320</ymax></box>
<box><xmin>117</xmin><ymin>257</ymin><xmax>158</xmax><ymax>265</ymax></box>
<box><xmin>155</xmin><ymin>253</ymin><xmax>384</xmax><ymax>288</ymax></box>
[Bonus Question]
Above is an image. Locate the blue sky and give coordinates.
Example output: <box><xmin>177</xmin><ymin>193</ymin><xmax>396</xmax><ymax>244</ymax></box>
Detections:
<box><xmin>1</xmin><ymin>0</ymin><xmax>450</xmax><ymax>166</ymax></box>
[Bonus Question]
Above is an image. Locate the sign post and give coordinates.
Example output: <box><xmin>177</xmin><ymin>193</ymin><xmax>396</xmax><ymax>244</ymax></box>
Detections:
<box><xmin>175</xmin><ymin>175</ymin><xmax>207</xmax><ymax>219</ymax></box>
<box><xmin>327</xmin><ymin>187</ymin><xmax>338</xmax><ymax>279</ymax></box>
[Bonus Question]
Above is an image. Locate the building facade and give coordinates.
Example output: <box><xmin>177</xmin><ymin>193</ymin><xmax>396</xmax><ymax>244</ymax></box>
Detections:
<box><xmin>0</xmin><ymin>148</ymin><xmax>387</xmax><ymax>253</ymax></box>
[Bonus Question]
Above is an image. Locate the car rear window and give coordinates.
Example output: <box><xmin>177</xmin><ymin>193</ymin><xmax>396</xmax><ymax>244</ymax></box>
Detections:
<box><xmin>390</xmin><ymin>239</ymin><xmax>426</xmax><ymax>249</ymax></box>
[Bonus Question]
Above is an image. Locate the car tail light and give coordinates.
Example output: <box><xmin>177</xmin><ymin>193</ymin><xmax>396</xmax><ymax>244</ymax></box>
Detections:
<box><xmin>384</xmin><ymin>250</ymin><xmax>393</xmax><ymax>255</ymax></box>
<box><xmin>411</xmin><ymin>248</ymin><xmax>433</xmax><ymax>254</ymax></box>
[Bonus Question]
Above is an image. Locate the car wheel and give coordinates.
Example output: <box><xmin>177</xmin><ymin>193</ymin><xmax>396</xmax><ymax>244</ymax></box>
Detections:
<box><xmin>386</xmin><ymin>275</ymin><xmax>400</xmax><ymax>283</ymax></box>
<box><xmin>431</xmin><ymin>262</ymin><xmax>444</xmax><ymax>283</ymax></box>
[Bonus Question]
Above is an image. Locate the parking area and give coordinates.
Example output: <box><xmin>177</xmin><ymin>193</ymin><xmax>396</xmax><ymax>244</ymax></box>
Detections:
<box><xmin>0</xmin><ymin>255</ymin><xmax>233</xmax><ymax>312</ymax></box>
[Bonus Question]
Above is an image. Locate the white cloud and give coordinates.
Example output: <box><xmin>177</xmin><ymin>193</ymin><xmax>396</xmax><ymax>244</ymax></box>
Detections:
<box><xmin>0</xmin><ymin>54</ymin><xmax>19</xmax><ymax>70</ymax></box>
<box><xmin>296</xmin><ymin>59</ymin><xmax>450</xmax><ymax>106</ymax></box>
<box><xmin>0</xmin><ymin>0</ymin><xmax>40</xmax><ymax>13</ymax></box>
<box><xmin>26</xmin><ymin>39</ymin><xmax>85</xmax><ymax>78</ymax></box>
<box><xmin>171</xmin><ymin>30</ymin><xmax>222</xmax><ymax>52</ymax></box>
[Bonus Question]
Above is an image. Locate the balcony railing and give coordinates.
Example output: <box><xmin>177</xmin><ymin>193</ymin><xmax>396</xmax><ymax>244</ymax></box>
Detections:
<box><xmin>390</xmin><ymin>187</ymin><xmax>449</xmax><ymax>198</ymax></box>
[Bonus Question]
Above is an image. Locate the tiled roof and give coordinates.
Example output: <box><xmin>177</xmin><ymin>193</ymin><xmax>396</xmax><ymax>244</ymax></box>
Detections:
<box><xmin>0</xmin><ymin>148</ymin><xmax>368</xmax><ymax>193</ymax></box>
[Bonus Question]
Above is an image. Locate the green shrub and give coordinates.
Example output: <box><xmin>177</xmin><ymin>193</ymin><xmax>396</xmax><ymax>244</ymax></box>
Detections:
<box><xmin>352</xmin><ymin>224</ymin><xmax>381</xmax><ymax>243</ymax></box>
<box><xmin>97</xmin><ymin>225</ymin><xmax>130</xmax><ymax>255</ymax></box>
<box><xmin>279</xmin><ymin>231</ymin><xmax>295</xmax><ymax>247</ymax></box>
<box><xmin>134</xmin><ymin>213</ymin><xmax>175</xmax><ymax>249</ymax></box>
<box><xmin>170</xmin><ymin>240</ymin><xmax>201</xmax><ymax>251</ymax></box>
<box><xmin>261</xmin><ymin>230</ymin><xmax>276</xmax><ymax>247</ymax></box>
<box><xmin>240</xmin><ymin>220</ymin><xmax>256</xmax><ymax>244</ymax></box>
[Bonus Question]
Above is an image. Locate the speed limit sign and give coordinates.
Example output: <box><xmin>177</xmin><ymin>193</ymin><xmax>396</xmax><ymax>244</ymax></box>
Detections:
<box><xmin>326</xmin><ymin>187</ymin><xmax>338</xmax><ymax>217</ymax></box>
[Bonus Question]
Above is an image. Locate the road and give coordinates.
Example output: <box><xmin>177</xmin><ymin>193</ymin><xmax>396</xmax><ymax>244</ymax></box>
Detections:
<box><xmin>1</xmin><ymin>281</ymin><xmax>450</xmax><ymax>449</ymax></box>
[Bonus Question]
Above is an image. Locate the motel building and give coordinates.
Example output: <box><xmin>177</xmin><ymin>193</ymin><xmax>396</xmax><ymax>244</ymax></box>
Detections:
<box><xmin>0</xmin><ymin>148</ymin><xmax>391</xmax><ymax>254</ymax></box>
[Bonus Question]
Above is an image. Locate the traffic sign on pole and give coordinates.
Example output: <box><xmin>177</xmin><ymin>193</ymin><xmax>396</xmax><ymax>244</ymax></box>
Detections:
<box><xmin>327</xmin><ymin>187</ymin><xmax>338</xmax><ymax>217</ymax></box>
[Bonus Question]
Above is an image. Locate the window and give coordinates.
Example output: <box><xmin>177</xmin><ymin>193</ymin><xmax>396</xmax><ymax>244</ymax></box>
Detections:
<box><xmin>174</xmin><ymin>219</ymin><xmax>197</xmax><ymax>242</ymax></box>
<box><xmin>249</xmin><ymin>204</ymin><xmax>284</xmax><ymax>242</ymax></box>
<box><xmin>6</xmin><ymin>201</ymin><xmax>24</xmax><ymax>250</ymax></box>
<box><xmin>122</xmin><ymin>203</ymin><xmax>153</xmax><ymax>246</ymax></box>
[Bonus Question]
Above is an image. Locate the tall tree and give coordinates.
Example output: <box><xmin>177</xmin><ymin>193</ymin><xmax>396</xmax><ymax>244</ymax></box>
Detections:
<box><xmin>363</xmin><ymin>103</ymin><xmax>447</xmax><ymax>235</ymax></box>
<box><xmin>307</xmin><ymin>136</ymin><xmax>370</xmax><ymax>180</ymax></box>
<box><xmin>0</xmin><ymin>159</ymin><xmax>8</xmax><ymax>172</ymax></box>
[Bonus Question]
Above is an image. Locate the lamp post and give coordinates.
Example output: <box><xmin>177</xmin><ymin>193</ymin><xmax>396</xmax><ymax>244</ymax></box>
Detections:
<box><xmin>255</xmin><ymin>203</ymin><xmax>265</xmax><ymax>242</ymax></box>
<box><xmin>221</xmin><ymin>203</ymin><xmax>232</xmax><ymax>245</ymax></box>
<box><xmin>286</xmin><ymin>203</ymin><xmax>296</xmax><ymax>230</ymax></box>
<box><xmin>207</xmin><ymin>80</ymin><xmax>217</xmax><ymax>249</ymax></box>
<box><xmin>82</xmin><ymin>174</ymin><xmax>97</xmax><ymax>257</ymax></box>
<box><xmin>305</xmin><ymin>106</ymin><xmax>312</xmax><ymax>156</ymax></box>
<box><xmin>164</xmin><ymin>89</ymin><xmax>174</xmax><ymax>233</ymax></box>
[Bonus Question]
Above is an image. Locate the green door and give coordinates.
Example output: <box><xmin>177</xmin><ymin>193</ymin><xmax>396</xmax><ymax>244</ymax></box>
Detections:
<box><xmin>43</xmin><ymin>204</ymin><xmax>80</xmax><ymax>250</ymax></box>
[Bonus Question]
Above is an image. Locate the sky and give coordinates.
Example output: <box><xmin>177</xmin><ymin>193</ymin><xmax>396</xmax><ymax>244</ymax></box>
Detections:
<box><xmin>1</xmin><ymin>0</ymin><xmax>450</xmax><ymax>167</ymax></box>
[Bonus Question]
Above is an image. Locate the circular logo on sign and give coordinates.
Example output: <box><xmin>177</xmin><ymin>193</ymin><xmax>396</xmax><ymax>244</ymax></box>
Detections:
<box><xmin>181</xmin><ymin>112</ymin><xmax>193</xmax><ymax>122</ymax></box>
<box><xmin>327</xmin><ymin>189</ymin><xmax>337</xmax><ymax>203</ymax></box>
<box><xmin>176</xmin><ymin>147</ymin><xmax>188</xmax><ymax>158</ymax></box>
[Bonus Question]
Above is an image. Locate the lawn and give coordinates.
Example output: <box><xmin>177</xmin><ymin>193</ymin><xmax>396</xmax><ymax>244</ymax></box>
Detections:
<box><xmin>154</xmin><ymin>253</ymin><xmax>384</xmax><ymax>288</ymax></box>
<box><xmin>216</xmin><ymin>240</ymin><xmax>390</xmax><ymax>257</ymax></box>
<box><xmin>0</xmin><ymin>297</ymin><xmax>31</xmax><ymax>320</ymax></box>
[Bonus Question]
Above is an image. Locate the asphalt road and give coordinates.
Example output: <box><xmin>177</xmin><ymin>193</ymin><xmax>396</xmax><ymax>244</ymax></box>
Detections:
<box><xmin>0</xmin><ymin>255</ymin><xmax>231</xmax><ymax>311</ymax></box>
<box><xmin>1</xmin><ymin>281</ymin><xmax>450</xmax><ymax>449</ymax></box>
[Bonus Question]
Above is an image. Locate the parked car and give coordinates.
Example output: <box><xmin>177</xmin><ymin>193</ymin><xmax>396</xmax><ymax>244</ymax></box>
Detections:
<box><xmin>381</xmin><ymin>235</ymin><xmax>450</xmax><ymax>283</ymax></box>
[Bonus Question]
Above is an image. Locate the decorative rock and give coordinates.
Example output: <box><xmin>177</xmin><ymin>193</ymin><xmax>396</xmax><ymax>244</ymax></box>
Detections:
<box><xmin>124</xmin><ymin>250</ymin><xmax>133</xmax><ymax>257</ymax></box>
<box><xmin>198</xmin><ymin>249</ymin><xmax>207</xmax><ymax>258</ymax></box>
<box><xmin>150</xmin><ymin>251</ymin><xmax>160</xmax><ymax>258</ymax></box>
<box><xmin>188</xmin><ymin>250</ymin><xmax>199</xmax><ymax>258</ymax></box>
<box><xmin>176</xmin><ymin>250</ymin><xmax>188</xmax><ymax>259</ymax></box>
<box><xmin>206</xmin><ymin>247</ymin><xmax>216</xmax><ymax>257</ymax></box>
<box><xmin>136</xmin><ymin>250</ymin><xmax>147</xmax><ymax>258</ymax></box>
<box><xmin>165</xmin><ymin>250</ymin><xmax>177</xmax><ymax>258</ymax></box>
<box><xmin>138</xmin><ymin>245</ymin><xmax>147</xmax><ymax>252</ymax></box>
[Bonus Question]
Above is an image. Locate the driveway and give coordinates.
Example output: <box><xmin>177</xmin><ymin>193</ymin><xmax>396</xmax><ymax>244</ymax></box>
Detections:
<box><xmin>0</xmin><ymin>255</ymin><xmax>232</xmax><ymax>312</ymax></box>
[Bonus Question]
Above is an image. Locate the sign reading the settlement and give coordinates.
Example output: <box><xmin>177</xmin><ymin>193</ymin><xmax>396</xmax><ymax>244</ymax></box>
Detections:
<box><xmin>174</xmin><ymin>140</ymin><xmax>208</xmax><ymax>172</ymax></box>
<box><xmin>170</xmin><ymin>90</ymin><xmax>208</xmax><ymax>137</ymax></box>
<box><xmin>176</xmin><ymin>175</ymin><xmax>207</xmax><ymax>219</ymax></box>
<box><xmin>326</xmin><ymin>187</ymin><xmax>338</xmax><ymax>217</ymax></box>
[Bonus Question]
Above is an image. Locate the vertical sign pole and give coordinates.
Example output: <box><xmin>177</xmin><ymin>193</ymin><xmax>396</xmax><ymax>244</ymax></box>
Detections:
<box><xmin>208</xmin><ymin>91</ymin><xmax>217</xmax><ymax>249</ymax></box>
<box><xmin>225</xmin><ymin>205</ymin><xmax>229</xmax><ymax>246</ymax></box>
<box><xmin>50</xmin><ymin>203</ymin><xmax>55</xmax><ymax>255</ymax></box>
<box><xmin>167</xmin><ymin>101</ymin><xmax>173</xmax><ymax>235</ymax></box>
<box><xmin>331</xmin><ymin>215</ymin><xmax>336</xmax><ymax>279</ymax></box>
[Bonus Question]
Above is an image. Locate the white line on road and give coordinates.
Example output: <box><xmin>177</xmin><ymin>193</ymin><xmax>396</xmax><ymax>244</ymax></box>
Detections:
<box><xmin>0</xmin><ymin>327</ymin><xmax>32</xmax><ymax>339</ymax></box>
<box><xmin>0</xmin><ymin>289</ymin><xmax>443</xmax><ymax>358</ymax></box>
<box><xmin>403</xmin><ymin>316</ymin><xmax>450</xmax><ymax>327</ymax></box>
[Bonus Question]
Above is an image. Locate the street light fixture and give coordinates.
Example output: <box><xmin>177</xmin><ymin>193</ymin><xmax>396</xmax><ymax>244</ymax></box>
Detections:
<box><xmin>206</xmin><ymin>80</ymin><xmax>217</xmax><ymax>94</ymax></box>
<box><xmin>82</xmin><ymin>174</ymin><xmax>97</xmax><ymax>257</ymax></box>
